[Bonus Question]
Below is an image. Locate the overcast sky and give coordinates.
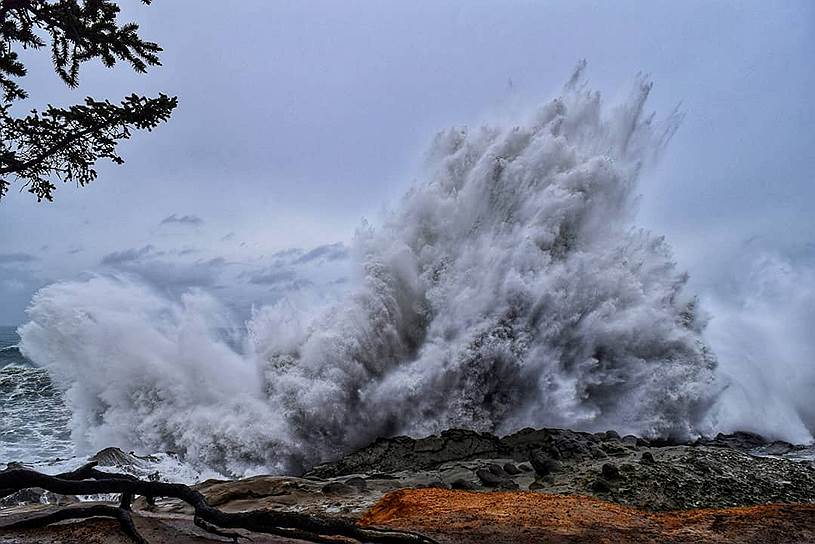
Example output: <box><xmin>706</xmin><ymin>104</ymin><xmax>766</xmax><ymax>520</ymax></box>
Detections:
<box><xmin>1</xmin><ymin>0</ymin><xmax>813</xmax><ymax>325</ymax></box>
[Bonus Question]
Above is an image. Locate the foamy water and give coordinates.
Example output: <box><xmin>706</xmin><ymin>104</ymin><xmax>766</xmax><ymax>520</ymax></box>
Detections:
<box><xmin>9</xmin><ymin>65</ymin><xmax>815</xmax><ymax>478</ymax></box>
<box><xmin>0</xmin><ymin>327</ymin><xmax>73</xmax><ymax>464</ymax></box>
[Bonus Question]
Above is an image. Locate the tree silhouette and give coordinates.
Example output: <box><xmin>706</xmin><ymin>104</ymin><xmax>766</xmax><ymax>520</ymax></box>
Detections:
<box><xmin>0</xmin><ymin>0</ymin><xmax>176</xmax><ymax>202</ymax></box>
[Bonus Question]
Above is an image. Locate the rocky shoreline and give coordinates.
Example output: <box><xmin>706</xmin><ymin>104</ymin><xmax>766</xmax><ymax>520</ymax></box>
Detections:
<box><xmin>2</xmin><ymin>427</ymin><xmax>815</xmax><ymax>543</ymax></box>
<box><xmin>304</xmin><ymin>427</ymin><xmax>815</xmax><ymax>511</ymax></box>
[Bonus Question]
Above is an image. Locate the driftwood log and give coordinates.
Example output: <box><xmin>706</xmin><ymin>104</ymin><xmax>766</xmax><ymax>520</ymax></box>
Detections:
<box><xmin>0</xmin><ymin>463</ymin><xmax>437</xmax><ymax>543</ymax></box>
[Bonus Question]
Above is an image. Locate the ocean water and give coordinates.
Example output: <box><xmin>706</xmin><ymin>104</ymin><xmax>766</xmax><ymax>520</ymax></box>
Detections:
<box><xmin>1</xmin><ymin>326</ymin><xmax>217</xmax><ymax>482</ymax></box>
<box><xmin>0</xmin><ymin>326</ymin><xmax>73</xmax><ymax>464</ymax></box>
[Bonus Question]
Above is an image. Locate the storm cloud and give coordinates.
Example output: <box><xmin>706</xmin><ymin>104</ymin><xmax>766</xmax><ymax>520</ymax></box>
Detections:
<box><xmin>294</xmin><ymin>243</ymin><xmax>348</xmax><ymax>264</ymax></box>
<box><xmin>160</xmin><ymin>214</ymin><xmax>204</xmax><ymax>227</ymax></box>
<box><xmin>0</xmin><ymin>253</ymin><xmax>37</xmax><ymax>265</ymax></box>
<box><xmin>0</xmin><ymin>1</ymin><xmax>812</xmax><ymax>328</ymax></box>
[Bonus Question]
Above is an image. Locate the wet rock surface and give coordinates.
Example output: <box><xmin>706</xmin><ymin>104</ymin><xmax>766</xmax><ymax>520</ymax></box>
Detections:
<box><xmin>0</xmin><ymin>488</ymin><xmax>78</xmax><ymax>509</ymax></box>
<box><xmin>111</xmin><ymin>427</ymin><xmax>815</xmax><ymax>517</ymax></box>
<box><xmin>304</xmin><ymin>426</ymin><xmax>815</xmax><ymax>511</ymax></box>
<box><xmin>2</xmin><ymin>427</ymin><xmax>815</xmax><ymax>542</ymax></box>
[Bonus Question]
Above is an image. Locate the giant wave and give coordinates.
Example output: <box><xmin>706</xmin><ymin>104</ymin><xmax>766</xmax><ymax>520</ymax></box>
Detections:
<box><xmin>19</xmin><ymin>66</ymin><xmax>730</xmax><ymax>476</ymax></box>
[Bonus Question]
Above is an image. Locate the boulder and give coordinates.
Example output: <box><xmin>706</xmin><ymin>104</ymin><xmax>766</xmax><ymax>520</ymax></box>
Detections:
<box><xmin>450</xmin><ymin>479</ymin><xmax>478</xmax><ymax>491</ymax></box>
<box><xmin>529</xmin><ymin>451</ymin><xmax>560</xmax><ymax>476</ymax></box>
<box><xmin>503</xmin><ymin>463</ymin><xmax>522</xmax><ymax>475</ymax></box>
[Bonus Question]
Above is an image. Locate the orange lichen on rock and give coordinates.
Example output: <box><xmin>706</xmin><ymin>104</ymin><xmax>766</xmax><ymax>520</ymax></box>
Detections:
<box><xmin>360</xmin><ymin>489</ymin><xmax>815</xmax><ymax>544</ymax></box>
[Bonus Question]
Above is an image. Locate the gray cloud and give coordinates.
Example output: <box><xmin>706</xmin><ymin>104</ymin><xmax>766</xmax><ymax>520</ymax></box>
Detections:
<box><xmin>201</xmin><ymin>257</ymin><xmax>227</xmax><ymax>267</ymax></box>
<box><xmin>128</xmin><ymin>261</ymin><xmax>221</xmax><ymax>289</ymax></box>
<box><xmin>99</xmin><ymin>247</ymin><xmax>227</xmax><ymax>291</ymax></box>
<box><xmin>100</xmin><ymin>245</ymin><xmax>157</xmax><ymax>266</ymax></box>
<box><xmin>240</xmin><ymin>243</ymin><xmax>352</xmax><ymax>288</ymax></box>
<box><xmin>248</xmin><ymin>269</ymin><xmax>296</xmax><ymax>285</ymax></box>
<box><xmin>271</xmin><ymin>248</ymin><xmax>304</xmax><ymax>260</ymax></box>
<box><xmin>0</xmin><ymin>1</ymin><xmax>811</xmax><ymax>327</ymax></box>
<box><xmin>0</xmin><ymin>261</ymin><xmax>46</xmax><ymax>325</ymax></box>
<box><xmin>294</xmin><ymin>243</ymin><xmax>348</xmax><ymax>264</ymax></box>
<box><xmin>160</xmin><ymin>214</ymin><xmax>204</xmax><ymax>227</ymax></box>
<box><xmin>0</xmin><ymin>253</ymin><xmax>37</xmax><ymax>265</ymax></box>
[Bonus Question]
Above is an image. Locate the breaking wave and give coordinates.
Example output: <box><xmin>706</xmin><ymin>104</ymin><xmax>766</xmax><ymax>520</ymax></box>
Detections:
<box><xmin>19</xmin><ymin>66</ymin><xmax>722</xmax><ymax>476</ymax></box>
<box><xmin>703</xmin><ymin>253</ymin><xmax>815</xmax><ymax>444</ymax></box>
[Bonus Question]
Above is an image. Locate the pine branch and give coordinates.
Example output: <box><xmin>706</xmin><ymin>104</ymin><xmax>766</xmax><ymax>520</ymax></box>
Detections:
<box><xmin>0</xmin><ymin>0</ymin><xmax>176</xmax><ymax>202</ymax></box>
<box><xmin>1</xmin><ymin>93</ymin><xmax>177</xmax><ymax>201</ymax></box>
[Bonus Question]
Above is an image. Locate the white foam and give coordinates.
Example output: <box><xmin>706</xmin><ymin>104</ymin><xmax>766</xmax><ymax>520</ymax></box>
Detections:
<box><xmin>19</xmin><ymin>66</ymin><xmax>733</xmax><ymax>476</ymax></box>
<box><xmin>703</xmin><ymin>253</ymin><xmax>815</xmax><ymax>443</ymax></box>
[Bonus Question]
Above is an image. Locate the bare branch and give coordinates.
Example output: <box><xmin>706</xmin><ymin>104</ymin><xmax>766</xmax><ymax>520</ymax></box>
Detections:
<box><xmin>0</xmin><ymin>467</ymin><xmax>438</xmax><ymax>544</ymax></box>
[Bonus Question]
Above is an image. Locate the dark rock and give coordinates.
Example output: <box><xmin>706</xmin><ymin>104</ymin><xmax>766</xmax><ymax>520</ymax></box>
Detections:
<box><xmin>307</xmin><ymin>426</ymin><xmax>606</xmax><ymax>478</ymax></box>
<box><xmin>90</xmin><ymin>447</ymin><xmax>157</xmax><ymax>469</ymax></box>
<box><xmin>601</xmin><ymin>463</ymin><xmax>621</xmax><ymax>480</ymax></box>
<box><xmin>591</xmin><ymin>478</ymin><xmax>611</xmax><ymax>493</ymax></box>
<box><xmin>647</xmin><ymin>438</ymin><xmax>672</xmax><ymax>447</ymax></box>
<box><xmin>621</xmin><ymin>435</ymin><xmax>639</xmax><ymax>447</ymax></box>
<box><xmin>529</xmin><ymin>475</ymin><xmax>555</xmax><ymax>490</ymax></box>
<box><xmin>344</xmin><ymin>477</ymin><xmax>367</xmax><ymax>491</ymax></box>
<box><xmin>605</xmin><ymin>430</ymin><xmax>621</xmax><ymax>441</ymax></box>
<box><xmin>450</xmin><ymin>479</ymin><xmax>478</xmax><ymax>491</ymax></box>
<box><xmin>476</xmin><ymin>468</ymin><xmax>507</xmax><ymax>488</ymax></box>
<box><xmin>529</xmin><ymin>450</ymin><xmax>560</xmax><ymax>476</ymax></box>
<box><xmin>366</xmin><ymin>473</ymin><xmax>400</xmax><ymax>480</ymax></box>
<box><xmin>692</xmin><ymin>461</ymin><xmax>711</xmax><ymax>474</ymax></box>
<box><xmin>717</xmin><ymin>431</ymin><xmax>767</xmax><ymax>449</ymax></box>
<box><xmin>415</xmin><ymin>480</ymin><xmax>448</xmax><ymax>489</ymax></box>
<box><xmin>589</xmin><ymin>446</ymin><xmax>608</xmax><ymax>459</ymax></box>
<box><xmin>543</xmin><ymin>445</ymin><xmax>562</xmax><ymax>460</ymax></box>
<box><xmin>528</xmin><ymin>480</ymin><xmax>546</xmax><ymax>491</ymax></box>
<box><xmin>502</xmin><ymin>428</ymin><xmax>598</xmax><ymax>461</ymax></box>
<box><xmin>475</xmin><ymin>468</ymin><xmax>518</xmax><ymax>490</ymax></box>
<box><xmin>0</xmin><ymin>488</ymin><xmax>79</xmax><ymax>508</ymax></box>
<box><xmin>762</xmin><ymin>441</ymin><xmax>796</xmax><ymax>456</ymax></box>
<box><xmin>321</xmin><ymin>482</ymin><xmax>355</xmax><ymax>495</ymax></box>
<box><xmin>600</xmin><ymin>442</ymin><xmax>628</xmax><ymax>456</ymax></box>
<box><xmin>306</xmin><ymin>429</ymin><xmax>508</xmax><ymax>478</ymax></box>
<box><xmin>503</xmin><ymin>463</ymin><xmax>522</xmax><ymax>475</ymax></box>
<box><xmin>693</xmin><ymin>432</ymin><xmax>768</xmax><ymax>451</ymax></box>
<box><xmin>487</xmin><ymin>463</ymin><xmax>511</xmax><ymax>478</ymax></box>
<box><xmin>0</xmin><ymin>488</ymin><xmax>45</xmax><ymax>508</ymax></box>
<box><xmin>300</xmin><ymin>424</ymin><xmax>815</xmax><ymax>514</ymax></box>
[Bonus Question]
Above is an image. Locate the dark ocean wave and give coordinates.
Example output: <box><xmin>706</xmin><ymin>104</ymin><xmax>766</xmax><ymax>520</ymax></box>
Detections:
<box><xmin>0</xmin><ymin>345</ymin><xmax>28</xmax><ymax>368</ymax></box>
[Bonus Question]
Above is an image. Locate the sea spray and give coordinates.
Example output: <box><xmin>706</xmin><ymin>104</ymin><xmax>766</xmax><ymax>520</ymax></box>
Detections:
<box><xmin>703</xmin><ymin>253</ymin><xmax>815</xmax><ymax>443</ymax></box>
<box><xmin>20</xmin><ymin>67</ymin><xmax>719</xmax><ymax>476</ymax></box>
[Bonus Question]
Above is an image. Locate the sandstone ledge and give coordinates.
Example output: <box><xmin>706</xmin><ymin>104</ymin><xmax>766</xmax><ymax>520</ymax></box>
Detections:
<box><xmin>361</xmin><ymin>488</ymin><xmax>815</xmax><ymax>544</ymax></box>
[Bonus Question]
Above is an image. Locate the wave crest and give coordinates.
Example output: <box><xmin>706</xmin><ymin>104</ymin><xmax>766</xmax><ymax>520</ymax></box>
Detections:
<box><xmin>20</xmin><ymin>67</ymin><xmax>718</xmax><ymax>475</ymax></box>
